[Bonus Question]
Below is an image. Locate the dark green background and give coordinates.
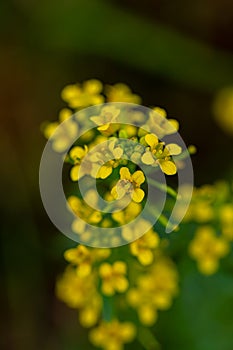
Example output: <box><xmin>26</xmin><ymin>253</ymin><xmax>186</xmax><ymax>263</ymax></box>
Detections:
<box><xmin>1</xmin><ymin>0</ymin><xmax>233</xmax><ymax>349</ymax></box>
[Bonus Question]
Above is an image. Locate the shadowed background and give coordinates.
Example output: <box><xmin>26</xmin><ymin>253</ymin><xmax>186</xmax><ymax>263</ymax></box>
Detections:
<box><xmin>1</xmin><ymin>0</ymin><xmax>233</xmax><ymax>349</ymax></box>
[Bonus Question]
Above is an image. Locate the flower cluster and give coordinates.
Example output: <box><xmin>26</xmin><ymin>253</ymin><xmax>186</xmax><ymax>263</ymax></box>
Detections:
<box><xmin>186</xmin><ymin>181</ymin><xmax>233</xmax><ymax>274</ymax></box>
<box><xmin>42</xmin><ymin>80</ymin><xmax>193</xmax><ymax>349</ymax></box>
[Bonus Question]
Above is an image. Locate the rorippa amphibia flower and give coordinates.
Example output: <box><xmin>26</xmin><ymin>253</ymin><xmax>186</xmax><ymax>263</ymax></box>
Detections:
<box><xmin>99</xmin><ymin>261</ymin><xmax>129</xmax><ymax>296</ymax></box>
<box><xmin>111</xmin><ymin>167</ymin><xmax>145</xmax><ymax>203</ymax></box>
<box><xmin>189</xmin><ymin>226</ymin><xmax>229</xmax><ymax>275</ymax></box>
<box><xmin>127</xmin><ymin>257</ymin><xmax>178</xmax><ymax>326</ymax></box>
<box><xmin>90</xmin><ymin>105</ymin><xmax>120</xmax><ymax>135</ymax></box>
<box><xmin>89</xmin><ymin>319</ymin><xmax>136</xmax><ymax>350</ymax></box>
<box><xmin>141</xmin><ymin>133</ymin><xmax>181</xmax><ymax>175</ymax></box>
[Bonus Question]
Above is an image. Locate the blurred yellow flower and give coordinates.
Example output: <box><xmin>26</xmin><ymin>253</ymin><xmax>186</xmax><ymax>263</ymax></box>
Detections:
<box><xmin>89</xmin><ymin>319</ymin><xmax>136</xmax><ymax>350</ymax></box>
<box><xmin>130</xmin><ymin>229</ymin><xmax>160</xmax><ymax>265</ymax></box>
<box><xmin>141</xmin><ymin>133</ymin><xmax>181</xmax><ymax>175</ymax></box>
<box><xmin>43</xmin><ymin>108</ymin><xmax>78</xmax><ymax>152</ymax></box>
<box><xmin>127</xmin><ymin>257</ymin><xmax>178</xmax><ymax>326</ymax></box>
<box><xmin>112</xmin><ymin>202</ymin><xmax>142</xmax><ymax>225</ymax></box>
<box><xmin>142</xmin><ymin>107</ymin><xmax>179</xmax><ymax>138</ymax></box>
<box><xmin>111</xmin><ymin>167</ymin><xmax>145</xmax><ymax>203</ymax></box>
<box><xmin>56</xmin><ymin>266</ymin><xmax>102</xmax><ymax>327</ymax></box>
<box><xmin>105</xmin><ymin>83</ymin><xmax>141</xmax><ymax>104</ymax></box>
<box><xmin>99</xmin><ymin>261</ymin><xmax>129</xmax><ymax>296</ymax></box>
<box><xmin>220</xmin><ymin>204</ymin><xmax>233</xmax><ymax>240</ymax></box>
<box><xmin>189</xmin><ymin>226</ymin><xmax>229</xmax><ymax>275</ymax></box>
<box><xmin>90</xmin><ymin>105</ymin><xmax>120</xmax><ymax>134</ymax></box>
<box><xmin>61</xmin><ymin>79</ymin><xmax>104</xmax><ymax>109</ymax></box>
<box><xmin>213</xmin><ymin>87</ymin><xmax>233</xmax><ymax>135</ymax></box>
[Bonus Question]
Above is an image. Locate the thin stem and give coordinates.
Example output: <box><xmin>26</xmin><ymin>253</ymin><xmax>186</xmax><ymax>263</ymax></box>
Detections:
<box><xmin>147</xmin><ymin>178</ymin><xmax>177</xmax><ymax>199</ymax></box>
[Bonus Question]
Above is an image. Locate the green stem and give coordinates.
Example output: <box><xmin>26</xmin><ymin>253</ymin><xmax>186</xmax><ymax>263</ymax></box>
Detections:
<box><xmin>147</xmin><ymin>178</ymin><xmax>177</xmax><ymax>199</ymax></box>
<box><xmin>137</xmin><ymin>327</ymin><xmax>161</xmax><ymax>350</ymax></box>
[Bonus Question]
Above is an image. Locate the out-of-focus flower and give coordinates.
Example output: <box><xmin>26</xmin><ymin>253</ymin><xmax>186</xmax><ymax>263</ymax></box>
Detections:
<box><xmin>130</xmin><ymin>229</ymin><xmax>160</xmax><ymax>265</ymax></box>
<box><xmin>64</xmin><ymin>245</ymin><xmax>111</xmax><ymax>277</ymax></box>
<box><xmin>127</xmin><ymin>257</ymin><xmax>178</xmax><ymax>326</ymax></box>
<box><xmin>112</xmin><ymin>202</ymin><xmax>142</xmax><ymax>225</ymax></box>
<box><xmin>220</xmin><ymin>204</ymin><xmax>233</xmax><ymax>240</ymax></box>
<box><xmin>99</xmin><ymin>261</ymin><xmax>128</xmax><ymax>296</ymax></box>
<box><xmin>90</xmin><ymin>105</ymin><xmax>120</xmax><ymax>135</ymax></box>
<box><xmin>61</xmin><ymin>79</ymin><xmax>104</xmax><ymax>109</ymax></box>
<box><xmin>141</xmin><ymin>133</ymin><xmax>181</xmax><ymax>175</ymax></box>
<box><xmin>43</xmin><ymin>108</ymin><xmax>78</xmax><ymax>152</ymax></box>
<box><xmin>213</xmin><ymin>87</ymin><xmax>233</xmax><ymax>135</ymax></box>
<box><xmin>111</xmin><ymin>167</ymin><xmax>145</xmax><ymax>203</ymax></box>
<box><xmin>89</xmin><ymin>319</ymin><xmax>136</xmax><ymax>350</ymax></box>
<box><xmin>94</xmin><ymin>139</ymin><xmax>123</xmax><ymax>179</ymax></box>
<box><xmin>56</xmin><ymin>266</ymin><xmax>102</xmax><ymax>327</ymax></box>
<box><xmin>142</xmin><ymin>107</ymin><xmax>179</xmax><ymax>138</ymax></box>
<box><xmin>105</xmin><ymin>83</ymin><xmax>141</xmax><ymax>104</ymax></box>
<box><xmin>189</xmin><ymin>226</ymin><xmax>229</xmax><ymax>275</ymax></box>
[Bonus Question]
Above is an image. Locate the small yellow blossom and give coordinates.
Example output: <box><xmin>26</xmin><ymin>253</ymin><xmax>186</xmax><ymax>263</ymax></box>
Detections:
<box><xmin>61</xmin><ymin>79</ymin><xmax>104</xmax><ymax>109</ymax></box>
<box><xmin>90</xmin><ymin>105</ymin><xmax>120</xmax><ymax>134</ymax></box>
<box><xmin>89</xmin><ymin>319</ymin><xmax>136</xmax><ymax>350</ymax></box>
<box><xmin>220</xmin><ymin>204</ymin><xmax>233</xmax><ymax>240</ymax></box>
<box><xmin>105</xmin><ymin>83</ymin><xmax>141</xmax><ymax>104</ymax></box>
<box><xmin>141</xmin><ymin>107</ymin><xmax>179</xmax><ymax>139</ymax></box>
<box><xmin>111</xmin><ymin>167</ymin><xmax>145</xmax><ymax>203</ymax></box>
<box><xmin>68</xmin><ymin>191</ymin><xmax>102</xmax><ymax>229</ymax></box>
<box><xmin>112</xmin><ymin>202</ymin><xmax>142</xmax><ymax>225</ymax></box>
<box><xmin>141</xmin><ymin>133</ymin><xmax>181</xmax><ymax>175</ymax></box>
<box><xmin>189</xmin><ymin>226</ymin><xmax>229</xmax><ymax>275</ymax></box>
<box><xmin>213</xmin><ymin>87</ymin><xmax>233</xmax><ymax>135</ymax></box>
<box><xmin>64</xmin><ymin>245</ymin><xmax>111</xmax><ymax>277</ymax></box>
<box><xmin>56</xmin><ymin>266</ymin><xmax>102</xmax><ymax>327</ymax></box>
<box><xmin>99</xmin><ymin>261</ymin><xmax>129</xmax><ymax>296</ymax></box>
<box><xmin>130</xmin><ymin>229</ymin><xmax>160</xmax><ymax>265</ymax></box>
<box><xmin>127</xmin><ymin>257</ymin><xmax>178</xmax><ymax>326</ymax></box>
<box><xmin>69</xmin><ymin>145</ymin><xmax>89</xmax><ymax>180</ymax></box>
<box><xmin>95</xmin><ymin>140</ymin><xmax>123</xmax><ymax>179</ymax></box>
<box><xmin>43</xmin><ymin>108</ymin><xmax>78</xmax><ymax>152</ymax></box>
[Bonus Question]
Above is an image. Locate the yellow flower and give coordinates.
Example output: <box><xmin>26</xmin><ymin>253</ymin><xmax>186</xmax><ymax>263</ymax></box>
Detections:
<box><xmin>189</xmin><ymin>226</ymin><xmax>230</xmax><ymax>275</ymax></box>
<box><xmin>105</xmin><ymin>83</ymin><xmax>141</xmax><ymax>104</ymax></box>
<box><xmin>141</xmin><ymin>133</ymin><xmax>181</xmax><ymax>175</ymax></box>
<box><xmin>111</xmin><ymin>167</ymin><xmax>145</xmax><ymax>203</ymax></box>
<box><xmin>112</xmin><ymin>202</ymin><xmax>142</xmax><ymax>225</ymax></box>
<box><xmin>64</xmin><ymin>245</ymin><xmax>111</xmax><ymax>277</ymax></box>
<box><xmin>121</xmin><ymin>218</ymin><xmax>151</xmax><ymax>242</ymax></box>
<box><xmin>213</xmin><ymin>87</ymin><xmax>233</xmax><ymax>135</ymax></box>
<box><xmin>220</xmin><ymin>204</ymin><xmax>233</xmax><ymax>240</ymax></box>
<box><xmin>127</xmin><ymin>257</ymin><xmax>178</xmax><ymax>326</ymax></box>
<box><xmin>43</xmin><ymin>108</ymin><xmax>78</xmax><ymax>152</ymax></box>
<box><xmin>130</xmin><ymin>229</ymin><xmax>160</xmax><ymax>265</ymax></box>
<box><xmin>68</xmin><ymin>191</ymin><xmax>102</xmax><ymax>230</ymax></box>
<box><xmin>90</xmin><ymin>105</ymin><xmax>120</xmax><ymax>134</ymax></box>
<box><xmin>95</xmin><ymin>139</ymin><xmax>123</xmax><ymax>179</ymax></box>
<box><xmin>99</xmin><ymin>261</ymin><xmax>129</xmax><ymax>296</ymax></box>
<box><xmin>61</xmin><ymin>79</ymin><xmax>104</xmax><ymax>109</ymax></box>
<box><xmin>89</xmin><ymin>319</ymin><xmax>136</xmax><ymax>350</ymax></box>
<box><xmin>69</xmin><ymin>145</ymin><xmax>89</xmax><ymax>180</ymax></box>
<box><xmin>56</xmin><ymin>266</ymin><xmax>102</xmax><ymax>327</ymax></box>
<box><xmin>142</xmin><ymin>107</ymin><xmax>179</xmax><ymax>138</ymax></box>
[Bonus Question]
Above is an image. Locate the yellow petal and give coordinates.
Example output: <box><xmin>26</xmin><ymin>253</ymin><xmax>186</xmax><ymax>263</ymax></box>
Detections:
<box><xmin>120</xmin><ymin>167</ymin><xmax>131</xmax><ymax>180</ymax></box>
<box><xmin>132</xmin><ymin>170</ymin><xmax>145</xmax><ymax>185</ymax></box>
<box><xmin>166</xmin><ymin>143</ymin><xmax>182</xmax><ymax>155</ymax></box>
<box><xmin>97</xmin><ymin>165</ymin><xmax>113</xmax><ymax>179</ymax></box>
<box><xmin>138</xmin><ymin>250</ymin><xmax>154</xmax><ymax>266</ymax></box>
<box><xmin>113</xmin><ymin>147</ymin><xmax>123</xmax><ymax>159</ymax></box>
<box><xmin>132</xmin><ymin>188</ymin><xmax>145</xmax><ymax>203</ymax></box>
<box><xmin>98</xmin><ymin>123</ymin><xmax>110</xmax><ymax>131</ymax></box>
<box><xmin>141</xmin><ymin>151</ymin><xmax>154</xmax><ymax>165</ymax></box>
<box><xmin>158</xmin><ymin>160</ymin><xmax>177</xmax><ymax>175</ymax></box>
<box><xmin>145</xmin><ymin>134</ymin><xmax>159</xmax><ymax>148</ymax></box>
<box><xmin>70</xmin><ymin>164</ymin><xmax>80</xmax><ymax>181</ymax></box>
<box><xmin>70</xmin><ymin>146</ymin><xmax>86</xmax><ymax>160</ymax></box>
